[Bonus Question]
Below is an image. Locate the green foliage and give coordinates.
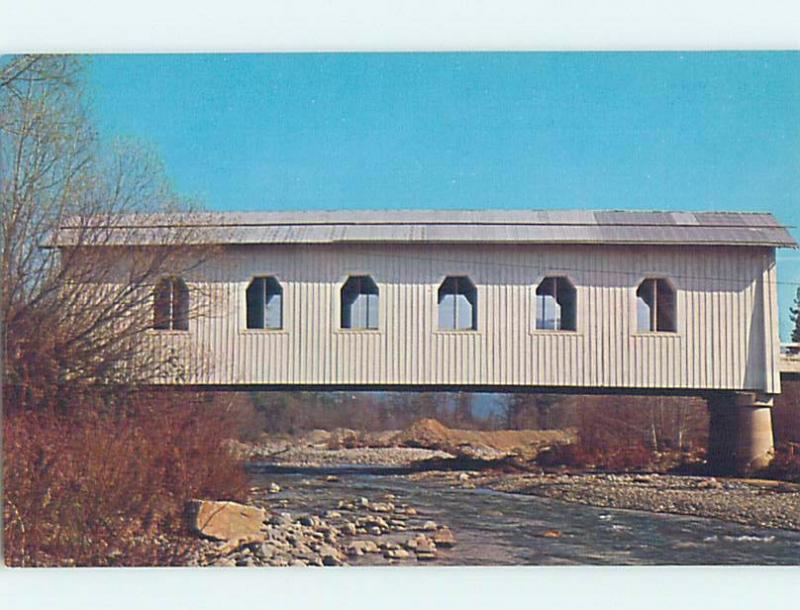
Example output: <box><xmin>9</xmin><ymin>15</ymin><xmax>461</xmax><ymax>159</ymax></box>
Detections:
<box><xmin>791</xmin><ymin>287</ymin><xmax>800</xmax><ymax>343</ymax></box>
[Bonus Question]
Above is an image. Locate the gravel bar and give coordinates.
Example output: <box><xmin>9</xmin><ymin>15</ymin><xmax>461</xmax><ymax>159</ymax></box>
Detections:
<box><xmin>412</xmin><ymin>471</ymin><xmax>800</xmax><ymax>532</ymax></box>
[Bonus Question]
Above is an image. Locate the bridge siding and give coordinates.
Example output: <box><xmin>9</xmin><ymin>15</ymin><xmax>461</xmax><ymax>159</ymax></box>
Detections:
<box><xmin>140</xmin><ymin>243</ymin><xmax>779</xmax><ymax>393</ymax></box>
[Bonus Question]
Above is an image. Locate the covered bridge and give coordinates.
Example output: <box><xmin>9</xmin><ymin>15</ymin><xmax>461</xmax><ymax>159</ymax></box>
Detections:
<box><xmin>54</xmin><ymin>209</ymin><xmax>797</xmax><ymax>474</ymax></box>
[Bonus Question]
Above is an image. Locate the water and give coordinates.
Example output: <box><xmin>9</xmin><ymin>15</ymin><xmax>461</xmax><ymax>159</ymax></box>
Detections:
<box><xmin>250</xmin><ymin>469</ymin><xmax>800</xmax><ymax>565</ymax></box>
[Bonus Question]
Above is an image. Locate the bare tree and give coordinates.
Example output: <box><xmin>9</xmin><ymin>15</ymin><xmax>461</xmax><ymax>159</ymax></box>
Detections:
<box><xmin>1</xmin><ymin>55</ymin><xmax>210</xmax><ymax>413</ymax></box>
<box><xmin>453</xmin><ymin>392</ymin><xmax>474</xmax><ymax>428</ymax></box>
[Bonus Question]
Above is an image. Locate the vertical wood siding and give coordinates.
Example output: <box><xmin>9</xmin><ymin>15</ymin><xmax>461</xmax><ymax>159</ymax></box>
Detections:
<box><xmin>140</xmin><ymin>243</ymin><xmax>781</xmax><ymax>392</ymax></box>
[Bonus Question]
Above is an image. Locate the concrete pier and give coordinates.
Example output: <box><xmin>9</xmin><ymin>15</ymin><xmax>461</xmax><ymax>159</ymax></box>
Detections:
<box><xmin>707</xmin><ymin>392</ymin><xmax>775</xmax><ymax>475</ymax></box>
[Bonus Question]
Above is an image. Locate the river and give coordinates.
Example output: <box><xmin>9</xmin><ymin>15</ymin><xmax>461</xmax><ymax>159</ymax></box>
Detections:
<box><xmin>249</xmin><ymin>468</ymin><xmax>800</xmax><ymax>565</ymax></box>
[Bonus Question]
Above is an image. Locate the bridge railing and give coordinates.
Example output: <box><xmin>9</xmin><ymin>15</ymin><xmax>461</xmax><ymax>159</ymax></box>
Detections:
<box><xmin>780</xmin><ymin>344</ymin><xmax>800</xmax><ymax>375</ymax></box>
<box><xmin>781</xmin><ymin>343</ymin><xmax>800</xmax><ymax>357</ymax></box>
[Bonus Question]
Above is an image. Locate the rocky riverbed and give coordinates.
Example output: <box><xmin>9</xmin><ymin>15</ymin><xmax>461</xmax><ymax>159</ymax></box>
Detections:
<box><xmin>187</xmin><ymin>480</ymin><xmax>457</xmax><ymax>567</ymax></box>
<box><xmin>411</xmin><ymin>470</ymin><xmax>800</xmax><ymax>532</ymax></box>
<box><xmin>187</xmin><ymin>469</ymin><xmax>800</xmax><ymax>566</ymax></box>
<box><xmin>191</xmin><ymin>424</ymin><xmax>800</xmax><ymax>566</ymax></box>
<box><xmin>248</xmin><ymin>445</ymin><xmax>455</xmax><ymax>468</ymax></box>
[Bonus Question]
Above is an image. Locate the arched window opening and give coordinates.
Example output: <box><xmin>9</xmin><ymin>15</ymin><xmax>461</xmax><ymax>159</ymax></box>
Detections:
<box><xmin>341</xmin><ymin>276</ymin><xmax>379</xmax><ymax>329</ymax></box>
<box><xmin>153</xmin><ymin>276</ymin><xmax>189</xmax><ymax>331</ymax></box>
<box><xmin>246</xmin><ymin>276</ymin><xmax>283</xmax><ymax>329</ymax></box>
<box><xmin>438</xmin><ymin>276</ymin><xmax>477</xmax><ymax>331</ymax></box>
<box><xmin>535</xmin><ymin>276</ymin><xmax>577</xmax><ymax>331</ymax></box>
<box><xmin>636</xmin><ymin>278</ymin><xmax>676</xmax><ymax>332</ymax></box>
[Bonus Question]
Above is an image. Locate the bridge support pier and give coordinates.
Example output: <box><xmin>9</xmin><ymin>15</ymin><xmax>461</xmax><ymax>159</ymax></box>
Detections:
<box><xmin>707</xmin><ymin>392</ymin><xmax>775</xmax><ymax>476</ymax></box>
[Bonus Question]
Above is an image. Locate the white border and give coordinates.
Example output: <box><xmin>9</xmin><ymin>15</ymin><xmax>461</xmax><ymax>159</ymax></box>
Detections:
<box><xmin>1</xmin><ymin>0</ymin><xmax>800</xmax><ymax>52</ymax></box>
<box><xmin>2</xmin><ymin>1</ymin><xmax>800</xmax><ymax>609</ymax></box>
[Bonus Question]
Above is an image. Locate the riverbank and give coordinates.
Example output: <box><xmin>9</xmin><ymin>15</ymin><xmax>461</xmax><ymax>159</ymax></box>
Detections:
<box><xmin>187</xmin><ymin>479</ymin><xmax>458</xmax><ymax>567</ymax></box>
<box><xmin>410</xmin><ymin>470</ymin><xmax>800</xmax><ymax>532</ymax></box>
<box><xmin>245</xmin><ymin>445</ymin><xmax>455</xmax><ymax>467</ymax></box>
<box><xmin>220</xmin><ymin>421</ymin><xmax>800</xmax><ymax>556</ymax></box>
<box><xmin>190</xmin><ymin>469</ymin><xmax>800</xmax><ymax>566</ymax></box>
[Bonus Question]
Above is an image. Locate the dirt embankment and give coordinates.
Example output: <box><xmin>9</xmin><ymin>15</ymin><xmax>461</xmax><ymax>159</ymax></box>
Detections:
<box><xmin>393</xmin><ymin>418</ymin><xmax>576</xmax><ymax>460</ymax></box>
<box><xmin>234</xmin><ymin>419</ymin><xmax>576</xmax><ymax>467</ymax></box>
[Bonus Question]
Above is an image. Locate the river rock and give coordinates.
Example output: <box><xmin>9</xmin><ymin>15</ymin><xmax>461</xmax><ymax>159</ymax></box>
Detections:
<box><xmin>361</xmin><ymin>515</ymin><xmax>389</xmax><ymax>529</ymax></box>
<box><xmin>346</xmin><ymin>540</ymin><xmax>380</xmax><ymax>556</ymax></box>
<box><xmin>186</xmin><ymin>500</ymin><xmax>267</xmax><ymax>542</ymax></box>
<box><xmin>432</xmin><ymin>527</ymin><xmax>456</xmax><ymax>547</ymax></box>
<box><xmin>270</xmin><ymin>512</ymin><xmax>293</xmax><ymax>527</ymax></box>
<box><xmin>322</xmin><ymin>553</ymin><xmax>343</xmax><ymax>566</ymax></box>
<box><xmin>297</xmin><ymin>515</ymin><xmax>318</xmax><ymax>527</ymax></box>
<box><xmin>341</xmin><ymin>522</ymin><xmax>357</xmax><ymax>536</ymax></box>
<box><xmin>268</xmin><ymin>482</ymin><xmax>281</xmax><ymax>493</ymax></box>
<box><xmin>415</xmin><ymin>537</ymin><xmax>436</xmax><ymax>553</ymax></box>
<box><xmin>698</xmin><ymin>478</ymin><xmax>724</xmax><ymax>490</ymax></box>
<box><xmin>256</xmin><ymin>543</ymin><xmax>275</xmax><ymax>560</ymax></box>
<box><xmin>421</xmin><ymin>520</ymin><xmax>438</xmax><ymax>531</ymax></box>
<box><xmin>385</xmin><ymin>548</ymin><xmax>411</xmax><ymax>560</ymax></box>
<box><xmin>368</xmin><ymin>502</ymin><xmax>395</xmax><ymax>513</ymax></box>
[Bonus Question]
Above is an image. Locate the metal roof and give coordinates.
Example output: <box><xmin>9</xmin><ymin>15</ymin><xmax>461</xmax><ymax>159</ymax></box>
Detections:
<box><xmin>50</xmin><ymin>210</ymin><xmax>797</xmax><ymax>248</ymax></box>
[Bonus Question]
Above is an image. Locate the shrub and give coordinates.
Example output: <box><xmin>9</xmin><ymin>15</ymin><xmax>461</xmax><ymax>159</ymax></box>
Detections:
<box><xmin>536</xmin><ymin>438</ymin><xmax>654</xmax><ymax>471</ymax></box>
<box><xmin>3</xmin><ymin>393</ymin><xmax>249</xmax><ymax>567</ymax></box>
<box><xmin>763</xmin><ymin>443</ymin><xmax>800</xmax><ymax>482</ymax></box>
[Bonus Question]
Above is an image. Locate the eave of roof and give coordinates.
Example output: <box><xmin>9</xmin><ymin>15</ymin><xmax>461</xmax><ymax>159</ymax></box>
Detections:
<box><xmin>48</xmin><ymin>209</ymin><xmax>798</xmax><ymax>248</ymax></box>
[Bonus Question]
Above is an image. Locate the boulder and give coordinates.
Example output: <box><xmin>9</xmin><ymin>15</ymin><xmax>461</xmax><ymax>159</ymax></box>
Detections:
<box><xmin>187</xmin><ymin>500</ymin><xmax>267</xmax><ymax>542</ymax></box>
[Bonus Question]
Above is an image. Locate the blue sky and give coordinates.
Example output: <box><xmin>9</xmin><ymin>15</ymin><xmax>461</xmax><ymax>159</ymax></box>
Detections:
<box><xmin>86</xmin><ymin>52</ymin><xmax>800</xmax><ymax>338</ymax></box>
